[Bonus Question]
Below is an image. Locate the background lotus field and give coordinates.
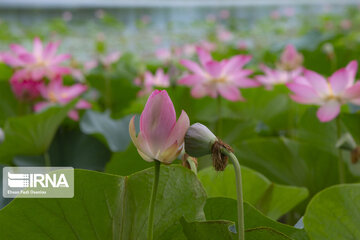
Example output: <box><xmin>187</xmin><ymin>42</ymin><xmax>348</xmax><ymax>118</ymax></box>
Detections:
<box><xmin>0</xmin><ymin>3</ymin><xmax>360</xmax><ymax>240</ymax></box>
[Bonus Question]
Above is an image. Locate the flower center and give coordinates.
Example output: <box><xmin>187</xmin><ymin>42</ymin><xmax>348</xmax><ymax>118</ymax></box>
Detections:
<box><xmin>48</xmin><ymin>91</ymin><xmax>58</xmax><ymax>102</ymax></box>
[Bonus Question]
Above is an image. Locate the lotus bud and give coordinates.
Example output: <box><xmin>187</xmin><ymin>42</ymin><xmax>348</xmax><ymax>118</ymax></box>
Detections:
<box><xmin>185</xmin><ymin>123</ymin><xmax>217</xmax><ymax>157</ymax></box>
<box><xmin>336</xmin><ymin>133</ymin><xmax>356</xmax><ymax>151</ymax></box>
<box><xmin>0</xmin><ymin>128</ymin><xmax>4</xmax><ymax>144</ymax></box>
<box><xmin>185</xmin><ymin>123</ymin><xmax>233</xmax><ymax>171</ymax></box>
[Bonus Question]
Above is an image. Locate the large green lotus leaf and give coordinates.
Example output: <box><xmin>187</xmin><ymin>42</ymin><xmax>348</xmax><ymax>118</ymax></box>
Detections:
<box><xmin>0</xmin><ymin>63</ymin><xmax>12</xmax><ymax>81</ymax></box>
<box><xmin>342</xmin><ymin>113</ymin><xmax>360</xmax><ymax>144</ymax></box>
<box><xmin>80</xmin><ymin>110</ymin><xmax>132</xmax><ymax>152</ymax></box>
<box><xmin>0</xmin><ymin>81</ymin><xmax>17</xmax><ymax>125</ymax></box>
<box><xmin>105</xmin><ymin>144</ymin><xmax>152</xmax><ymax>176</ymax></box>
<box><xmin>0</xmin><ymin>102</ymin><xmax>75</xmax><ymax>164</ymax></box>
<box><xmin>0</xmin><ymin>166</ymin><xmax>206</xmax><ymax>240</ymax></box>
<box><xmin>198</xmin><ymin>165</ymin><xmax>308</xmax><ymax>219</ymax></box>
<box><xmin>49</xmin><ymin>129</ymin><xmax>111</xmax><ymax>171</ymax></box>
<box><xmin>296</xmin><ymin>108</ymin><xmax>337</xmax><ymax>155</ymax></box>
<box><xmin>180</xmin><ymin>217</ymin><xmax>292</xmax><ymax>240</ymax></box>
<box><xmin>233</xmin><ymin>137</ymin><xmax>339</xmax><ymax>196</ymax></box>
<box><xmin>205</xmin><ymin>198</ymin><xmax>309</xmax><ymax>240</ymax></box>
<box><xmin>12</xmin><ymin>130</ymin><xmax>111</xmax><ymax>170</ymax></box>
<box><xmin>303</xmin><ymin>184</ymin><xmax>360</xmax><ymax>240</ymax></box>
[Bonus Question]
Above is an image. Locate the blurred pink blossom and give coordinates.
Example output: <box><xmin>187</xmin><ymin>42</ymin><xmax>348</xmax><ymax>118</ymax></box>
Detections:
<box><xmin>182</xmin><ymin>44</ymin><xmax>196</xmax><ymax>57</ymax></box>
<box><xmin>2</xmin><ymin>37</ymin><xmax>71</xmax><ymax>82</ymax></box>
<box><xmin>140</xmin><ymin>15</ymin><xmax>151</xmax><ymax>24</ymax></box>
<box><xmin>217</xmin><ymin>27</ymin><xmax>233</xmax><ymax>42</ymax></box>
<box><xmin>283</xmin><ymin>7</ymin><xmax>295</xmax><ymax>17</ymax></box>
<box><xmin>197</xmin><ymin>41</ymin><xmax>216</xmax><ymax>52</ymax></box>
<box><xmin>62</xmin><ymin>11</ymin><xmax>72</xmax><ymax>22</ymax></box>
<box><xmin>155</xmin><ymin>48</ymin><xmax>172</xmax><ymax>62</ymax></box>
<box><xmin>256</xmin><ymin>45</ymin><xmax>303</xmax><ymax>89</ymax></box>
<box><xmin>10</xmin><ymin>78</ymin><xmax>44</xmax><ymax>101</ymax></box>
<box><xmin>135</xmin><ymin>68</ymin><xmax>170</xmax><ymax>96</ymax></box>
<box><xmin>178</xmin><ymin>47</ymin><xmax>259</xmax><ymax>101</ymax></box>
<box><xmin>34</xmin><ymin>78</ymin><xmax>91</xmax><ymax>120</ymax></box>
<box><xmin>237</xmin><ymin>41</ymin><xmax>248</xmax><ymax>50</ymax></box>
<box><xmin>270</xmin><ymin>10</ymin><xmax>281</xmax><ymax>20</ymax></box>
<box><xmin>287</xmin><ymin>61</ymin><xmax>360</xmax><ymax>122</ymax></box>
<box><xmin>84</xmin><ymin>51</ymin><xmax>121</xmax><ymax>72</ymax></box>
<box><xmin>219</xmin><ymin>10</ymin><xmax>230</xmax><ymax>19</ymax></box>
<box><xmin>278</xmin><ymin>44</ymin><xmax>304</xmax><ymax>71</ymax></box>
<box><xmin>95</xmin><ymin>9</ymin><xmax>105</xmax><ymax>19</ymax></box>
<box><xmin>341</xmin><ymin>19</ymin><xmax>352</xmax><ymax>30</ymax></box>
<box><xmin>256</xmin><ymin>65</ymin><xmax>302</xmax><ymax>90</ymax></box>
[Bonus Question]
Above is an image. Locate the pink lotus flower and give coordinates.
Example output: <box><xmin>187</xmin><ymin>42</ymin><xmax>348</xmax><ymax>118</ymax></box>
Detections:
<box><xmin>135</xmin><ymin>69</ymin><xmax>170</xmax><ymax>97</ymax></box>
<box><xmin>155</xmin><ymin>48</ymin><xmax>172</xmax><ymax>62</ymax></box>
<box><xmin>217</xmin><ymin>27</ymin><xmax>233</xmax><ymax>42</ymax></box>
<box><xmin>34</xmin><ymin>78</ymin><xmax>91</xmax><ymax>121</ymax></box>
<box><xmin>219</xmin><ymin>10</ymin><xmax>230</xmax><ymax>19</ymax></box>
<box><xmin>287</xmin><ymin>61</ymin><xmax>360</xmax><ymax>122</ymax></box>
<box><xmin>256</xmin><ymin>64</ymin><xmax>302</xmax><ymax>90</ymax></box>
<box><xmin>256</xmin><ymin>45</ymin><xmax>303</xmax><ymax>89</ymax></box>
<box><xmin>277</xmin><ymin>44</ymin><xmax>303</xmax><ymax>71</ymax></box>
<box><xmin>84</xmin><ymin>51</ymin><xmax>122</xmax><ymax>72</ymax></box>
<box><xmin>10</xmin><ymin>78</ymin><xmax>45</xmax><ymax>101</ymax></box>
<box><xmin>129</xmin><ymin>90</ymin><xmax>190</xmax><ymax>163</ymax></box>
<box><xmin>179</xmin><ymin>48</ymin><xmax>259</xmax><ymax>101</ymax></box>
<box><xmin>2</xmin><ymin>37</ymin><xmax>71</xmax><ymax>82</ymax></box>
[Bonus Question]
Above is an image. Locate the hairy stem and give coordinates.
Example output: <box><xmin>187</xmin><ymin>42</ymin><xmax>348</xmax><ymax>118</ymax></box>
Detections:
<box><xmin>336</xmin><ymin>117</ymin><xmax>345</xmax><ymax>183</ymax></box>
<box><xmin>216</xmin><ymin>96</ymin><xmax>223</xmax><ymax>137</ymax></box>
<box><xmin>147</xmin><ymin>160</ymin><xmax>161</xmax><ymax>240</ymax></box>
<box><xmin>221</xmin><ymin>148</ymin><xmax>244</xmax><ymax>240</ymax></box>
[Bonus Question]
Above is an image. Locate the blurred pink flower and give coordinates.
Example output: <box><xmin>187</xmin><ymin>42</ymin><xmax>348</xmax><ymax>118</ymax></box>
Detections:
<box><xmin>182</xmin><ymin>44</ymin><xmax>196</xmax><ymax>57</ymax></box>
<box><xmin>237</xmin><ymin>40</ymin><xmax>248</xmax><ymax>50</ymax></box>
<box><xmin>95</xmin><ymin>9</ymin><xmax>105</xmax><ymax>19</ymax></box>
<box><xmin>155</xmin><ymin>48</ymin><xmax>172</xmax><ymax>62</ymax></box>
<box><xmin>256</xmin><ymin>45</ymin><xmax>304</xmax><ymax>89</ymax></box>
<box><xmin>129</xmin><ymin>90</ymin><xmax>189</xmax><ymax>163</ymax></box>
<box><xmin>84</xmin><ymin>60</ymin><xmax>98</xmax><ymax>72</ymax></box>
<box><xmin>283</xmin><ymin>7</ymin><xmax>295</xmax><ymax>17</ymax></box>
<box><xmin>341</xmin><ymin>19</ymin><xmax>352</xmax><ymax>30</ymax></box>
<box><xmin>10</xmin><ymin>78</ymin><xmax>44</xmax><ymax>101</ymax></box>
<box><xmin>140</xmin><ymin>15</ymin><xmax>151</xmax><ymax>24</ymax></box>
<box><xmin>197</xmin><ymin>41</ymin><xmax>216</xmax><ymax>52</ymax></box>
<box><xmin>83</xmin><ymin>51</ymin><xmax>121</xmax><ymax>72</ymax></box>
<box><xmin>179</xmin><ymin>47</ymin><xmax>259</xmax><ymax>101</ymax></box>
<box><xmin>256</xmin><ymin>65</ymin><xmax>302</xmax><ymax>90</ymax></box>
<box><xmin>34</xmin><ymin>78</ymin><xmax>91</xmax><ymax>120</ymax></box>
<box><xmin>100</xmin><ymin>51</ymin><xmax>121</xmax><ymax>67</ymax></box>
<box><xmin>62</xmin><ymin>11</ymin><xmax>72</xmax><ymax>22</ymax></box>
<box><xmin>2</xmin><ymin>37</ymin><xmax>71</xmax><ymax>82</ymax></box>
<box><xmin>135</xmin><ymin>68</ymin><xmax>170</xmax><ymax>96</ymax></box>
<box><xmin>278</xmin><ymin>44</ymin><xmax>304</xmax><ymax>71</ymax></box>
<box><xmin>217</xmin><ymin>27</ymin><xmax>233</xmax><ymax>42</ymax></box>
<box><xmin>287</xmin><ymin>61</ymin><xmax>360</xmax><ymax>122</ymax></box>
<box><xmin>219</xmin><ymin>10</ymin><xmax>230</xmax><ymax>19</ymax></box>
<box><xmin>270</xmin><ymin>10</ymin><xmax>280</xmax><ymax>20</ymax></box>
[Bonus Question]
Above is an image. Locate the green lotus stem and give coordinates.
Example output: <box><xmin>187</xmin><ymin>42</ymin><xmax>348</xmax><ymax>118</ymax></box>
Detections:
<box><xmin>44</xmin><ymin>151</ymin><xmax>51</xmax><ymax>166</ymax></box>
<box><xmin>221</xmin><ymin>148</ymin><xmax>244</xmax><ymax>240</ymax></box>
<box><xmin>336</xmin><ymin>117</ymin><xmax>345</xmax><ymax>183</ymax></box>
<box><xmin>216</xmin><ymin>96</ymin><xmax>223</xmax><ymax>137</ymax></box>
<box><xmin>187</xmin><ymin>158</ymin><xmax>197</xmax><ymax>175</ymax></box>
<box><xmin>147</xmin><ymin>160</ymin><xmax>160</xmax><ymax>240</ymax></box>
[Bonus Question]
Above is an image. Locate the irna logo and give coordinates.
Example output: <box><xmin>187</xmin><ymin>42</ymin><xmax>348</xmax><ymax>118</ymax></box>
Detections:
<box><xmin>3</xmin><ymin>167</ymin><xmax>74</xmax><ymax>198</ymax></box>
<box><xmin>8</xmin><ymin>172</ymin><xmax>69</xmax><ymax>188</ymax></box>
